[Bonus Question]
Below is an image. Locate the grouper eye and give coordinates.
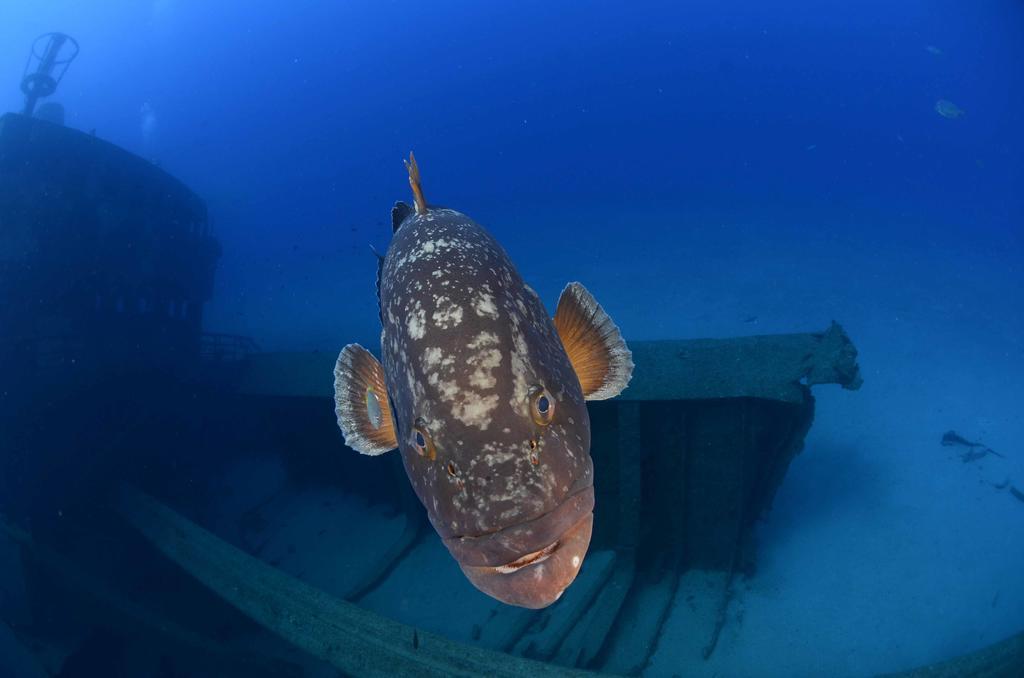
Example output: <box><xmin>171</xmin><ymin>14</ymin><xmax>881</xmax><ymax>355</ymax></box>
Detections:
<box><xmin>412</xmin><ymin>417</ymin><xmax>436</xmax><ymax>460</ymax></box>
<box><xmin>529</xmin><ymin>386</ymin><xmax>555</xmax><ymax>426</ymax></box>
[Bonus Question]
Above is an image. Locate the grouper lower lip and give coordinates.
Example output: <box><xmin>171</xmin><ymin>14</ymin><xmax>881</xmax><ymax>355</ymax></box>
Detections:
<box><xmin>457</xmin><ymin>512</ymin><xmax>594</xmax><ymax>609</ymax></box>
<box><xmin>441</xmin><ymin>485</ymin><xmax>595</xmax><ymax>568</ymax></box>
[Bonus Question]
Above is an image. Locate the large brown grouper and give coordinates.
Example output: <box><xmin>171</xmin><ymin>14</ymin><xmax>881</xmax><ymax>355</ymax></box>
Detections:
<box><xmin>333</xmin><ymin>154</ymin><xmax>632</xmax><ymax>608</ymax></box>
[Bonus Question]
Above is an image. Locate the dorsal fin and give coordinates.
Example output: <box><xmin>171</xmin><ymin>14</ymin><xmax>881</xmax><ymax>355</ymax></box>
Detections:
<box><xmin>404</xmin><ymin>151</ymin><xmax>428</xmax><ymax>215</ymax></box>
<box><xmin>391</xmin><ymin>201</ymin><xmax>414</xmax><ymax>233</ymax></box>
<box><xmin>375</xmin><ymin>254</ymin><xmax>386</xmax><ymax>323</ymax></box>
<box><xmin>370</xmin><ymin>244</ymin><xmax>386</xmax><ymax>323</ymax></box>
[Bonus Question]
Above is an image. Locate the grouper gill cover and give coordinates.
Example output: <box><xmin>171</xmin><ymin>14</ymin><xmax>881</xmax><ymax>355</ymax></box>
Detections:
<box><xmin>333</xmin><ymin>154</ymin><xmax>633</xmax><ymax>608</ymax></box>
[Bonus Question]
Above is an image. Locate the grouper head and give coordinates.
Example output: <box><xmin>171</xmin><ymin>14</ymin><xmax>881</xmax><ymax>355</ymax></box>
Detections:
<box><xmin>333</xmin><ymin>153</ymin><xmax>632</xmax><ymax>608</ymax></box>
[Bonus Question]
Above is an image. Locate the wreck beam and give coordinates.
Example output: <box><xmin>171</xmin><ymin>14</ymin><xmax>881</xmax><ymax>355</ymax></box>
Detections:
<box><xmin>118</xmin><ymin>485</ymin><xmax>603</xmax><ymax>678</ymax></box>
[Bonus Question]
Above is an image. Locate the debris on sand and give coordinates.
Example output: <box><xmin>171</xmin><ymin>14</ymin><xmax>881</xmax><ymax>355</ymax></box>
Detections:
<box><xmin>941</xmin><ymin>430</ymin><xmax>1004</xmax><ymax>462</ymax></box>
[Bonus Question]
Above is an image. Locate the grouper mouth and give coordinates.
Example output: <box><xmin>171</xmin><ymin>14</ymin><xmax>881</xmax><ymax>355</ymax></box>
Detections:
<box><xmin>493</xmin><ymin>540</ymin><xmax>560</xmax><ymax>574</ymax></box>
<box><xmin>443</xmin><ymin>486</ymin><xmax>595</xmax><ymax>609</ymax></box>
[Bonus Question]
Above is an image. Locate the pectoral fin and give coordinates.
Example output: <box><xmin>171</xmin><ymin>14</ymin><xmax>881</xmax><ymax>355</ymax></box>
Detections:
<box><xmin>333</xmin><ymin>344</ymin><xmax>398</xmax><ymax>454</ymax></box>
<box><xmin>553</xmin><ymin>282</ymin><xmax>634</xmax><ymax>400</ymax></box>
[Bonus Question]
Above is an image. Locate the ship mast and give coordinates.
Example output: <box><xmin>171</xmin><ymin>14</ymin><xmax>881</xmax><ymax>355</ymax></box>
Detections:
<box><xmin>20</xmin><ymin>32</ymin><xmax>79</xmax><ymax>117</ymax></box>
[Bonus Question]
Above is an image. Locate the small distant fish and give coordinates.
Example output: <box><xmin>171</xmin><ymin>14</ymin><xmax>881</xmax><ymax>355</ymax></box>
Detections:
<box><xmin>333</xmin><ymin>154</ymin><xmax>633</xmax><ymax>608</ymax></box>
<box><xmin>805</xmin><ymin>144</ymin><xmax>817</xmax><ymax>151</ymax></box>
<box><xmin>935</xmin><ymin>99</ymin><xmax>965</xmax><ymax>120</ymax></box>
<box><xmin>925</xmin><ymin>45</ymin><xmax>943</xmax><ymax>56</ymax></box>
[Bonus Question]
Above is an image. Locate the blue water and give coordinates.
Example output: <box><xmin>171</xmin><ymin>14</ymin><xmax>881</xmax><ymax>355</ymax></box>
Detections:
<box><xmin>1</xmin><ymin>1</ymin><xmax>1022</xmax><ymax>676</ymax></box>
<box><xmin>2</xmin><ymin>0</ymin><xmax>1020</xmax><ymax>349</ymax></box>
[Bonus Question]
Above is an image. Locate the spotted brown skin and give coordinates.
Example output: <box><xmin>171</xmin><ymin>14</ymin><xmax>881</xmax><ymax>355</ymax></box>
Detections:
<box><xmin>379</xmin><ymin>206</ymin><xmax>594</xmax><ymax>608</ymax></box>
